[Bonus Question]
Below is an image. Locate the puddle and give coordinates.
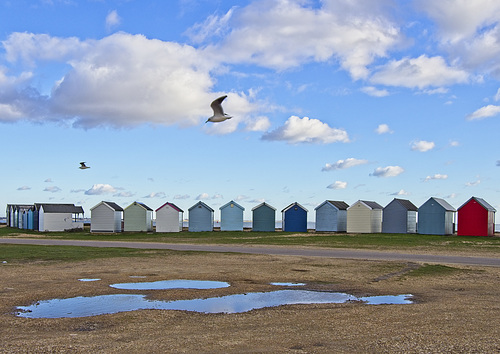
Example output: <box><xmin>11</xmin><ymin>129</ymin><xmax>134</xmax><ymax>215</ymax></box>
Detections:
<box><xmin>270</xmin><ymin>282</ymin><xmax>305</xmax><ymax>286</ymax></box>
<box><xmin>129</xmin><ymin>276</ymin><xmax>147</xmax><ymax>278</ymax></box>
<box><xmin>78</xmin><ymin>279</ymin><xmax>101</xmax><ymax>282</ymax></box>
<box><xmin>15</xmin><ymin>291</ymin><xmax>413</xmax><ymax>318</ymax></box>
<box><xmin>109</xmin><ymin>279</ymin><xmax>230</xmax><ymax>290</ymax></box>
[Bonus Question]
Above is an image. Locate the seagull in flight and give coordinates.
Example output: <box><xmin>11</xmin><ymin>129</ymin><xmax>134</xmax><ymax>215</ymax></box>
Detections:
<box><xmin>206</xmin><ymin>95</ymin><xmax>232</xmax><ymax>123</ymax></box>
<box><xmin>79</xmin><ymin>162</ymin><xmax>90</xmax><ymax>169</ymax></box>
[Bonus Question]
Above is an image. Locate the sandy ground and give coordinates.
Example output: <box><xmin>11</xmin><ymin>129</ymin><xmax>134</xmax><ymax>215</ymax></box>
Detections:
<box><xmin>1</xmin><ymin>251</ymin><xmax>500</xmax><ymax>353</ymax></box>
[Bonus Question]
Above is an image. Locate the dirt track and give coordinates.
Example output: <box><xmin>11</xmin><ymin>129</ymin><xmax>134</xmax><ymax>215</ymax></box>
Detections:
<box><xmin>1</xmin><ymin>250</ymin><xmax>500</xmax><ymax>353</ymax></box>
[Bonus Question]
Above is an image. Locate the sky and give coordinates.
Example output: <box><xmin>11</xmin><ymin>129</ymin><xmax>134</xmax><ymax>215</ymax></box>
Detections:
<box><xmin>1</xmin><ymin>0</ymin><xmax>500</xmax><ymax>222</ymax></box>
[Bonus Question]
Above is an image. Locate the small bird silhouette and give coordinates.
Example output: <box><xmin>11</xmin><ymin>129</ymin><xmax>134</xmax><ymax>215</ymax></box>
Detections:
<box><xmin>79</xmin><ymin>162</ymin><xmax>90</xmax><ymax>169</ymax></box>
<box><xmin>206</xmin><ymin>95</ymin><xmax>232</xmax><ymax>123</ymax></box>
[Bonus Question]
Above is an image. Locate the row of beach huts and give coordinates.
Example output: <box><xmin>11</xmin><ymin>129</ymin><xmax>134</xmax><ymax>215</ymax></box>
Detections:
<box><xmin>5</xmin><ymin>196</ymin><xmax>497</xmax><ymax>236</ymax></box>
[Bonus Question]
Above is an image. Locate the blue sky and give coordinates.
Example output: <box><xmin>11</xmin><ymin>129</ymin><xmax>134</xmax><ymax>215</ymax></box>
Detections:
<box><xmin>1</xmin><ymin>0</ymin><xmax>500</xmax><ymax>221</ymax></box>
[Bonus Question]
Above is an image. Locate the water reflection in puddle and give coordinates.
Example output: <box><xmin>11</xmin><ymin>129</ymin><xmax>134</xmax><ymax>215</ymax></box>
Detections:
<box><xmin>110</xmin><ymin>279</ymin><xmax>230</xmax><ymax>290</ymax></box>
<box><xmin>78</xmin><ymin>279</ymin><xmax>101</xmax><ymax>282</ymax></box>
<box><xmin>15</xmin><ymin>291</ymin><xmax>413</xmax><ymax>318</ymax></box>
<box><xmin>270</xmin><ymin>282</ymin><xmax>305</xmax><ymax>286</ymax></box>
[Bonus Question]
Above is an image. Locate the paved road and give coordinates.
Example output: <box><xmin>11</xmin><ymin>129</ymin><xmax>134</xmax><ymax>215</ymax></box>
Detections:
<box><xmin>1</xmin><ymin>238</ymin><xmax>499</xmax><ymax>267</ymax></box>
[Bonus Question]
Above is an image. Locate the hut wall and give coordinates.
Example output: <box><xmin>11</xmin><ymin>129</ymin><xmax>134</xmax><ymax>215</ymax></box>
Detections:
<box><xmin>252</xmin><ymin>204</ymin><xmax>276</xmax><ymax>232</ymax></box>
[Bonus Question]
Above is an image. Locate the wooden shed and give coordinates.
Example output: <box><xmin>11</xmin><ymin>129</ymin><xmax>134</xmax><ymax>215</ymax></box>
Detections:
<box><xmin>156</xmin><ymin>202</ymin><xmax>184</xmax><ymax>233</ymax></box>
<box><xmin>251</xmin><ymin>202</ymin><xmax>276</xmax><ymax>232</ymax></box>
<box><xmin>382</xmin><ymin>198</ymin><xmax>418</xmax><ymax>234</ymax></box>
<box><xmin>220</xmin><ymin>200</ymin><xmax>245</xmax><ymax>231</ymax></box>
<box><xmin>90</xmin><ymin>201</ymin><xmax>123</xmax><ymax>233</ymax></box>
<box><xmin>124</xmin><ymin>202</ymin><xmax>153</xmax><ymax>232</ymax></box>
<box><xmin>282</xmin><ymin>202</ymin><xmax>308</xmax><ymax>232</ymax></box>
<box><xmin>35</xmin><ymin>203</ymin><xmax>84</xmax><ymax>232</ymax></box>
<box><xmin>315</xmin><ymin>200</ymin><xmax>349</xmax><ymax>232</ymax></box>
<box><xmin>418</xmin><ymin>197</ymin><xmax>456</xmax><ymax>235</ymax></box>
<box><xmin>188</xmin><ymin>201</ymin><xmax>214</xmax><ymax>232</ymax></box>
<box><xmin>457</xmin><ymin>197</ymin><xmax>496</xmax><ymax>236</ymax></box>
<box><xmin>347</xmin><ymin>200</ymin><xmax>383</xmax><ymax>233</ymax></box>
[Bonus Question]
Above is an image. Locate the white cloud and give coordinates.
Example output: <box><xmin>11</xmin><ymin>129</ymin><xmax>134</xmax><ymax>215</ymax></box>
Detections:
<box><xmin>114</xmin><ymin>191</ymin><xmax>135</xmax><ymax>198</ymax></box>
<box><xmin>262</xmin><ymin>116</ymin><xmax>349</xmax><ymax>144</ymax></box>
<box><xmin>370</xmin><ymin>55</ymin><xmax>469</xmax><ymax>89</ymax></box>
<box><xmin>449</xmin><ymin>140</ymin><xmax>460</xmax><ymax>147</ymax></box>
<box><xmin>44</xmin><ymin>186</ymin><xmax>61</xmax><ymax>193</ymax></box>
<box><xmin>196</xmin><ymin>193</ymin><xmax>223</xmax><ymax>200</ymax></box>
<box><xmin>424</xmin><ymin>174</ymin><xmax>448</xmax><ymax>182</ymax></box>
<box><xmin>44</xmin><ymin>178</ymin><xmax>53</xmax><ymax>183</ymax></box>
<box><xmin>495</xmin><ymin>88</ymin><xmax>500</xmax><ymax>101</ymax></box>
<box><xmin>322</xmin><ymin>158</ymin><xmax>368</xmax><ymax>171</ymax></box>
<box><xmin>390</xmin><ymin>189</ymin><xmax>409</xmax><ymax>196</ymax></box>
<box><xmin>465</xmin><ymin>179</ymin><xmax>481</xmax><ymax>187</ymax></box>
<box><xmin>361</xmin><ymin>86</ymin><xmax>390</xmax><ymax>97</ymax></box>
<box><xmin>199</xmin><ymin>0</ymin><xmax>403</xmax><ymax>79</ymax></box>
<box><xmin>143</xmin><ymin>192</ymin><xmax>166</xmax><ymax>199</ymax></box>
<box><xmin>105</xmin><ymin>10</ymin><xmax>122</xmax><ymax>31</ymax></box>
<box><xmin>370</xmin><ymin>166</ymin><xmax>404</xmax><ymax>177</ymax></box>
<box><xmin>466</xmin><ymin>105</ymin><xmax>500</xmax><ymax>120</ymax></box>
<box><xmin>245</xmin><ymin>116</ymin><xmax>271</xmax><ymax>132</ymax></box>
<box><xmin>174</xmin><ymin>194</ymin><xmax>190</xmax><ymax>200</ymax></box>
<box><xmin>85</xmin><ymin>184</ymin><xmax>117</xmax><ymax>195</ymax></box>
<box><xmin>327</xmin><ymin>181</ymin><xmax>348</xmax><ymax>190</ymax></box>
<box><xmin>17</xmin><ymin>186</ymin><xmax>31</xmax><ymax>191</ymax></box>
<box><xmin>375</xmin><ymin>123</ymin><xmax>393</xmax><ymax>134</ymax></box>
<box><xmin>411</xmin><ymin>140</ymin><xmax>435</xmax><ymax>152</ymax></box>
<box><xmin>1</xmin><ymin>32</ymin><xmax>255</xmax><ymax>128</ymax></box>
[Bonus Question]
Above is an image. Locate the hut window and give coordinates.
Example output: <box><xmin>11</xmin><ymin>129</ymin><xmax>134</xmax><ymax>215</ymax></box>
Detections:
<box><xmin>230</xmin><ymin>203</ymin><xmax>234</xmax><ymax>208</ymax></box>
<box><xmin>294</xmin><ymin>207</ymin><xmax>298</xmax><ymax>211</ymax></box>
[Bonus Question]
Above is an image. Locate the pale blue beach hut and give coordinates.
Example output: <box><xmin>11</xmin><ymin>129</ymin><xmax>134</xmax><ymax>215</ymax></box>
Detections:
<box><xmin>220</xmin><ymin>200</ymin><xmax>245</xmax><ymax>231</ymax></box>
<box><xmin>315</xmin><ymin>200</ymin><xmax>349</xmax><ymax>232</ymax></box>
<box><xmin>188</xmin><ymin>201</ymin><xmax>214</xmax><ymax>232</ymax></box>
<box><xmin>418</xmin><ymin>197</ymin><xmax>456</xmax><ymax>235</ymax></box>
<box><xmin>382</xmin><ymin>198</ymin><xmax>418</xmax><ymax>234</ymax></box>
<box><xmin>251</xmin><ymin>202</ymin><xmax>276</xmax><ymax>232</ymax></box>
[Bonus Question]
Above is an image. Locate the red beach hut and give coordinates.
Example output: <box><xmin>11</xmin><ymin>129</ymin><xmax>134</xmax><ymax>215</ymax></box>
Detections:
<box><xmin>457</xmin><ymin>197</ymin><xmax>496</xmax><ymax>236</ymax></box>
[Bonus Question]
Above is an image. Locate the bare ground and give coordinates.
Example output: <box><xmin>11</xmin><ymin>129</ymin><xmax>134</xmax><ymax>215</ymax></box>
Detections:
<box><xmin>1</xmin><ymin>251</ymin><xmax>500</xmax><ymax>353</ymax></box>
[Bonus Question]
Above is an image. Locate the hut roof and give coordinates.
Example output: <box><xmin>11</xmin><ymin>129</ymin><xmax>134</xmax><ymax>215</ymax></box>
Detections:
<box><xmin>36</xmin><ymin>203</ymin><xmax>84</xmax><ymax>213</ymax></box>
<box><xmin>392</xmin><ymin>198</ymin><xmax>418</xmax><ymax>211</ymax></box>
<box><xmin>251</xmin><ymin>202</ymin><xmax>276</xmax><ymax>211</ymax></box>
<box><xmin>91</xmin><ymin>201</ymin><xmax>123</xmax><ymax>211</ymax></box>
<box><xmin>458</xmin><ymin>196</ymin><xmax>496</xmax><ymax>212</ymax></box>
<box><xmin>427</xmin><ymin>197</ymin><xmax>456</xmax><ymax>212</ymax></box>
<box><xmin>156</xmin><ymin>202</ymin><xmax>184</xmax><ymax>213</ymax></box>
<box><xmin>220</xmin><ymin>200</ymin><xmax>245</xmax><ymax>211</ymax></box>
<box><xmin>281</xmin><ymin>202</ymin><xmax>308</xmax><ymax>213</ymax></box>
<box><xmin>188</xmin><ymin>201</ymin><xmax>214</xmax><ymax>212</ymax></box>
<box><xmin>125</xmin><ymin>202</ymin><xmax>153</xmax><ymax>211</ymax></box>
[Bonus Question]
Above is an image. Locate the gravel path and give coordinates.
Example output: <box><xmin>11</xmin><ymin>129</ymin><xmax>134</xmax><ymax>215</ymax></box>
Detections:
<box><xmin>1</xmin><ymin>238</ymin><xmax>499</xmax><ymax>267</ymax></box>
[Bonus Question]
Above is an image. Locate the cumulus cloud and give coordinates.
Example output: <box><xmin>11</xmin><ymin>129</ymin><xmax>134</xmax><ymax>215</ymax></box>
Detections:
<box><xmin>174</xmin><ymin>194</ymin><xmax>190</xmax><ymax>200</ymax></box>
<box><xmin>327</xmin><ymin>181</ymin><xmax>348</xmax><ymax>190</ymax></box>
<box><xmin>465</xmin><ymin>179</ymin><xmax>481</xmax><ymax>187</ymax></box>
<box><xmin>370</xmin><ymin>55</ymin><xmax>469</xmax><ymax>89</ymax></box>
<box><xmin>322</xmin><ymin>158</ymin><xmax>368</xmax><ymax>171</ymax></box>
<box><xmin>370</xmin><ymin>166</ymin><xmax>404</xmax><ymax>177</ymax></box>
<box><xmin>411</xmin><ymin>140</ymin><xmax>435</xmax><ymax>152</ymax></box>
<box><xmin>1</xmin><ymin>32</ymin><xmax>254</xmax><ymax>128</ymax></box>
<box><xmin>262</xmin><ymin>116</ymin><xmax>349</xmax><ymax>144</ymax></box>
<box><xmin>196</xmin><ymin>193</ymin><xmax>223</xmax><ymax>200</ymax></box>
<box><xmin>105</xmin><ymin>10</ymin><xmax>121</xmax><ymax>31</ymax></box>
<box><xmin>390</xmin><ymin>189</ymin><xmax>409</xmax><ymax>196</ymax></box>
<box><xmin>466</xmin><ymin>105</ymin><xmax>500</xmax><ymax>120</ymax></box>
<box><xmin>85</xmin><ymin>184</ymin><xmax>117</xmax><ymax>195</ymax></box>
<box><xmin>198</xmin><ymin>0</ymin><xmax>403</xmax><ymax>79</ymax></box>
<box><xmin>44</xmin><ymin>186</ymin><xmax>61</xmax><ymax>193</ymax></box>
<box><xmin>143</xmin><ymin>192</ymin><xmax>166</xmax><ymax>199</ymax></box>
<box><xmin>424</xmin><ymin>174</ymin><xmax>448</xmax><ymax>182</ymax></box>
<box><xmin>361</xmin><ymin>86</ymin><xmax>390</xmax><ymax>97</ymax></box>
<box><xmin>17</xmin><ymin>186</ymin><xmax>31</xmax><ymax>191</ymax></box>
<box><xmin>375</xmin><ymin>123</ymin><xmax>393</xmax><ymax>134</ymax></box>
<box><xmin>245</xmin><ymin>116</ymin><xmax>271</xmax><ymax>132</ymax></box>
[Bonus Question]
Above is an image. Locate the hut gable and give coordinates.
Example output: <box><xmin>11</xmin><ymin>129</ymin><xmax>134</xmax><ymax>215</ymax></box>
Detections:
<box><xmin>418</xmin><ymin>197</ymin><xmax>456</xmax><ymax>235</ymax></box>
<box><xmin>382</xmin><ymin>198</ymin><xmax>418</xmax><ymax>234</ymax></box>
<box><xmin>457</xmin><ymin>197</ymin><xmax>496</xmax><ymax>236</ymax></box>
<box><xmin>251</xmin><ymin>202</ymin><xmax>276</xmax><ymax>232</ymax></box>
<box><xmin>219</xmin><ymin>200</ymin><xmax>245</xmax><ymax>231</ymax></box>
<box><xmin>315</xmin><ymin>200</ymin><xmax>349</xmax><ymax>232</ymax></box>
<box><xmin>90</xmin><ymin>201</ymin><xmax>123</xmax><ymax>233</ymax></box>
<box><xmin>282</xmin><ymin>202</ymin><xmax>308</xmax><ymax>232</ymax></box>
<box><xmin>347</xmin><ymin>200</ymin><xmax>383</xmax><ymax>233</ymax></box>
<box><xmin>156</xmin><ymin>202</ymin><xmax>184</xmax><ymax>233</ymax></box>
<box><xmin>124</xmin><ymin>202</ymin><xmax>153</xmax><ymax>232</ymax></box>
<box><xmin>188</xmin><ymin>201</ymin><xmax>214</xmax><ymax>232</ymax></box>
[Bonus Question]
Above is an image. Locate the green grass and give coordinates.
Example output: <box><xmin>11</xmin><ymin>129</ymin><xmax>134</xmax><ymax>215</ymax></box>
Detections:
<box><xmin>0</xmin><ymin>243</ymin><xmax>180</xmax><ymax>263</ymax></box>
<box><xmin>1</xmin><ymin>225</ymin><xmax>500</xmax><ymax>254</ymax></box>
<box><xmin>406</xmin><ymin>264</ymin><xmax>463</xmax><ymax>277</ymax></box>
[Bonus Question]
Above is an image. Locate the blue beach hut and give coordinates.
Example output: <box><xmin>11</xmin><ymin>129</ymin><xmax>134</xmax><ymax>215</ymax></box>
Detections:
<box><xmin>418</xmin><ymin>197</ymin><xmax>456</xmax><ymax>235</ymax></box>
<box><xmin>282</xmin><ymin>202</ymin><xmax>308</xmax><ymax>232</ymax></box>
<box><xmin>382</xmin><ymin>198</ymin><xmax>418</xmax><ymax>234</ymax></box>
<box><xmin>251</xmin><ymin>202</ymin><xmax>276</xmax><ymax>232</ymax></box>
<box><xmin>220</xmin><ymin>200</ymin><xmax>245</xmax><ymax>231</ymax></box>
<box><xmin>315</xmin><ymin>200</ymin><xmax>349</xmax><ymax>232</ymax></box>
<box><xmin>188</xmin><ymin>201</ymin><xmax>214</xmax><ymax>232</ymax></box>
